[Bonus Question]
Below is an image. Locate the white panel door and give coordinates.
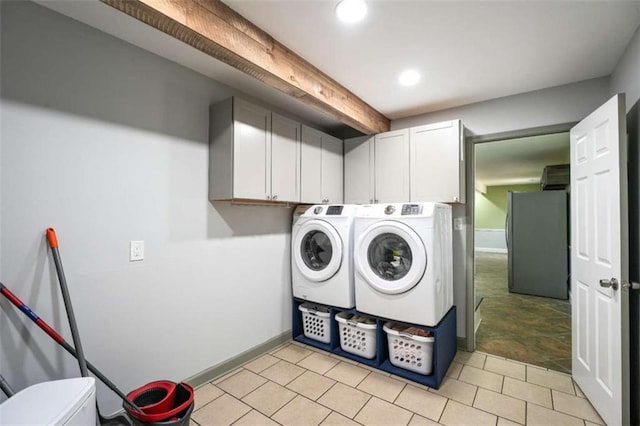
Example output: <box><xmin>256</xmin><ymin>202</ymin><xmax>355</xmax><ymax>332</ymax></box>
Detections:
<box><xmin>271</xmin><ymin>113</ymin><xmax>300</xmax><ymax>203</ymax></box>
<box><xmin>301</xmin><ymin>125</ymin><xmax>323</xmax><ymax>204</ymax></box>
<box><xmin>571</xmin><ymin>93</ymin><xmax>629</xmax><ymax>426</ymax></box>
<box><xmin>322</xmin><ymin>134</ymin><xmax>344</xmax><ymax>204</ymax></box>
<box><xmin>374</xmin><ymin>129</ymin><xmax>410</xmax><ymax>203</ymax></box>
<box><xmin>344</xmin><ymin>136</ymin><xmax>374</xmax><ymax>204</ymax></box>
<box><xmin>410</xmin><ymin>120</ymin><xmax>463</xmax><ymax>203</ymax></box>
<box><xmin>233</xmin><ymin>99</ymin><xmax>271</xmax><ymax>200</ymax></box>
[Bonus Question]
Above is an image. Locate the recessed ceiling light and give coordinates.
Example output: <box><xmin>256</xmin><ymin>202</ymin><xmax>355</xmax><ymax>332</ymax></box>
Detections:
<box><xmin>336</xmin><ymin>0</ymin><xmax>368</xmax><ymax>24</ymax></box>
<box><xmin>398</xmin><ymin>69</ymin><xmax>420</xmax><ymax>87</ymax></box>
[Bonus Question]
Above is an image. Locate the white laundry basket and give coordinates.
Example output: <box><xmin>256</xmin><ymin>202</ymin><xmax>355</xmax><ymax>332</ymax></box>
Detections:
<box><xmin>299</xmin><ymin>303</ymin><xmax>331</xmax><ymax>344</ymax></box>
<box><xmin>384</xmin><ymin>323</ymin><xmax>434</xmax><ymax>375</ymax></box>
<box><xmin>335</xmin><ymin>312</ymin><xmax>377</xmax><ymax>359</ymax></box>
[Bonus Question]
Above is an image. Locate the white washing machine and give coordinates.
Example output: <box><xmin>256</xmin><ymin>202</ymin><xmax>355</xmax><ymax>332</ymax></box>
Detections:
<box><xmin>292</xmin><ymin>204</ymin><xmax>357</xmax><ymax>309</ymax></box>
<box><xmin>353</xmin><ymin>203</ymin><xmax>453</xmax><ymax>326</ymax></box>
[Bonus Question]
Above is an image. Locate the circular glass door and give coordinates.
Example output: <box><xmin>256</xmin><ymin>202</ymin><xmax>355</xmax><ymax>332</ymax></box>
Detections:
<box><xmin>293</xmin><ymin>220</ymin><xmax>343</xmax><ymax>282</ymax></box>
<box><xmin>355</xmin><ymin>221</ymin><xmax>426</xmax><ymax>294</ymax></box>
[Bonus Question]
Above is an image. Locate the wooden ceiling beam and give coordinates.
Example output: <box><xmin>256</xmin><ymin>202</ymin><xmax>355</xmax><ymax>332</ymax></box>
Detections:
<box><xmin>100</xmin><ymin>0</ymin><xmax>390</xmax><ymax>135</ymax></box>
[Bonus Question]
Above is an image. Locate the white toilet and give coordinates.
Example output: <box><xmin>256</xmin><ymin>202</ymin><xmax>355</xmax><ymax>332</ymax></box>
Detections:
<box><xmin>0</xmin><ymin>377</ymin><xmax>97</xmax><ymax>425</ymax></box>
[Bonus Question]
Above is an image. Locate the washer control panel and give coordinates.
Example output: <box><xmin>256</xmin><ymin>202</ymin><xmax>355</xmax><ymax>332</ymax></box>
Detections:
<box><xmin>326</xmin><ymin>205</ymin><xmax>344</xmax><ymax>215</ymax></box>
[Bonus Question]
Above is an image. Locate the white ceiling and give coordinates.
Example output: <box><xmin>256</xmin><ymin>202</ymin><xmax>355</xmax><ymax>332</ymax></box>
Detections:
<box><xmin>224</xmin><ymin>0</ymin><xmax>640</xmax><ymax>119</ymax></box>
<box><xmin>33</xmin><ymin>0</ymin><xmax>640</xmax><ymax>185</ymax></box>
<box><xmin>475</xmin><ymin>133</ymin><xmax>570</xmax><ymax>188</ymax></box>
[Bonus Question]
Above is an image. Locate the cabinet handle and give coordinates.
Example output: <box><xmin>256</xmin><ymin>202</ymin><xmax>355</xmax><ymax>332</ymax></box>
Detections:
<box><xmin>374</xmin><ymin>199</ymin><xmax>378</xmax><ymax>203</ymax></box>
<box><xmin>273</xmin><ymin>195</ymin><xmax>278</xmax><ymax>200</ymax></box>
<box><xmin>266</xmin><ymin>195</ymin><xmax>271</xmax><ymax>200</ymax></box>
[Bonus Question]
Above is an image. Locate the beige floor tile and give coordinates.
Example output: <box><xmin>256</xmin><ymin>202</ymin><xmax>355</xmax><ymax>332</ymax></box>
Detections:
<box><xmin>526</xmin><ymin>402</ymin><xmax>583</xmax><ymax>426</ymax></box>
<box><xmin>286</xmin><ymin>370</ymin><xmax>336</xmax><ymax>400</ymax></box>
<box><xmin>317</xmin><ymin>382</ymin><xmax>371</xmax><ymax>418</ymax></box>
<box><xmin>395</xmin><ymin>384</ymin><xmax>448</xmax><ymax>421</ymax></box>
<box><xmin>429</xmin><ymin>376</ymin><xmax>477</xmax><ymax>406</ymax></box>
<box><xmin>216</xmin><ymin>369</ymin><xmax>268</xmax><ymax>399</ymax></box>
<box><xmin>232</xmin><ymin>409</ymin><xmax>279</xmax><ymax>426</ymax></box>
<box><xmin>496</xmin><ymin>417</ymin><xmax>521</xmax><ymax>426</ymax></box>
<box><xmin>439</xmin><ymin>400</ymin><xmax>497</xmax><ymax>425</ymax></box>
<box><xmin>472</xmin><ymin>388</ymin><xmax>525</xmax><ymax>424</ymax></box>
<box><xmin>320</xmin><ymin>411</ymin><xmax>361</xmax><ymax>425</ymax></box>
<box><xmin>408</xmin><ymin>414</ymin><xmax>441</xmax><ymax>425</ymax></box>
<box><xmin>260</xmin><ymin>360</ymin><xmax>306</xmax><ymax>386</ymax></box>
<box><xmin>445</xmin><ymin>362</ymin><xmax>463</xmax><ymax>379</ymax></box>
<box><xmin>272</xmin><ymin>395</ymin><xmax>331</xmax><ymax>426</ymax></box>
<box><xmin>526</xmin><ymin>366</ymin><xmax>575</xmax><ymax>395</ymax></box>
<box><xmin>484</xmin><ymin>356</ymin><xmax>526</xmax><ymax>381</ymax></box>
<box><xmin>574</xmin><ymin>382</ymin><xmax>586</xmax><ymax>398</ymax></box>
<box><xmin>358</xmin><ymin>362</ymin><xmax>391</xmax><ymax>376</ymax></box>
<box><xmin>354</xmin><ymin>396</ymin><xmax>413</xmax><ymax>425</ymax></box>
<box><xmin>324</xmin><ymin>361</ymin><xmax>370</xmax><ymax>387</ymax></box>
<box><xmin>241</xmin><ymin>381</ymin><xmax>297</xmax><ymax>416</ymax></box>
<box><xmin>458</xmin><ymin>365</ymin><xmax>503</xmax><ymax>392</ymax></box>
<box><xmin>585</xmin><ymin>422</ymin><xmax>602</xmax><ymax>426</ymax></box>
<box><xmin>330</xmin><ymin>353</ymin><xmax>359</xmax><ymax>364</ymax></box>
<box><xmin>191</xmin><ymin>393</ymin><xmax>251</xmax><ymax>426</ymax></box>
<box><xmin>272</xmin><ymin>343</ymin><xmax>314</xmax><ymax>363</ymax></box>
<box><xmin>502</xmin><ymin>377</ymin><xmax>552</xmax><ymax>408</ymax></box>
<box><xmin>454</xmin><ymin>350</ymin><xmax>486</xmax><ymax>369</ymax></box>
<box><xmin>194</xmin><ymin>383</ymin><xmax>224</xmax><ymax>410</ymax></box>
<box><xmin>552</xmin><ymin>389</ymin><xmax>604</xmax><ymax>424</ymax></box>
<box><xmin>356</xmin><ymin>372</ymin><xmax>406</xmax><ymax>402</ymax></box>
<box><xmin>213</xmin><ymin>368</ymin><xmax>242</xmax><ymax>384</ymax></box>
<box><xmin>390</xmin><ymin>374</ymin><xmax>431</xmax><ymax>392</ymax></box>
<box><xmin>298</xmin><ymin>352</ymin><xmax>340</xmax><ymax>374</ymax></box>
<box><xmin>243</xmin><ymin>354</ymin><xmax>280</xmax><ymax>374</ymax></box>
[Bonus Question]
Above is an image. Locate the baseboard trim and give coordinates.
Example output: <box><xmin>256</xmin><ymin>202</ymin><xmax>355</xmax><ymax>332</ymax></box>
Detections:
<box><xmin>185</xmin><ymin>330</ymin><xmax>292</xmax><ymax>388</ymax></box>
<box><xmin>475</xmin><ymin>248</ymin><xmax>508</xmax><ymax>254</ymax></box>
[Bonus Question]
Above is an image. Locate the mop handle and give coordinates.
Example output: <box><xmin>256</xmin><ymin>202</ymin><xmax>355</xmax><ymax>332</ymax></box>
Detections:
<box><xmin>45</xmin><ymin>228</ymin><xmax>89</xmax><ymax>379</ymax></box>
<box><xmin>0</xmin><ymin>282</ymin><xmax>143</xmax><ymax>413</ymax></box>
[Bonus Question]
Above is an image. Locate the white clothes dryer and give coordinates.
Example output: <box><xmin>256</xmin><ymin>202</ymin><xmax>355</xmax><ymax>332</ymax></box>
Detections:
<box><xmin>292</xmin><ymin>204</ymin><xmax>357</xmax><ymax>308</ymax></box>
<box><xmin>353</xmin><ymin>203</ymin><xmax>453</xmax><ymax>326</ymax></box>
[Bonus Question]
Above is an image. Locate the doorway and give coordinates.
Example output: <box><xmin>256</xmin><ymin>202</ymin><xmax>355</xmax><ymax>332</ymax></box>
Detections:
<box><xmin>472</xmin><ymin>132</ymin><xmax>572</xmax><ymax>373</ymax></box>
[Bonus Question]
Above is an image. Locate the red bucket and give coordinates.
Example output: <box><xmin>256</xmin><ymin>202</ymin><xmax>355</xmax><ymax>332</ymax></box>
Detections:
<box><xmin>125</xmin><ymin>382</ymin><xmax>194</xmax><ymax>424</ymax></box>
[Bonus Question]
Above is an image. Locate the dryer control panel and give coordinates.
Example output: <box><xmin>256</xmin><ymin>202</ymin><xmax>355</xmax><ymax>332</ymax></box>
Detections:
<box><xmin>401</xmin><ymin>204</ymin><xmax>423</xmax><ymax>215</ymax></box>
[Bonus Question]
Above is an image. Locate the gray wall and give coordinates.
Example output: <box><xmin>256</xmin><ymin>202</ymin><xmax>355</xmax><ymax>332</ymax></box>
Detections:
<box><xmin>391</xmin><ymin>78</ymin><xmax>610</xmax><ymax>136</ymax></box>
<box><xmin>0</xmin><ymin>2</ymin><xmax>293</xmax><ymax>412</ymax></box>
<box><xmin>611</xmin><ymin>26</ymin><xmax>640</xmax><ymax>111</ymax></box>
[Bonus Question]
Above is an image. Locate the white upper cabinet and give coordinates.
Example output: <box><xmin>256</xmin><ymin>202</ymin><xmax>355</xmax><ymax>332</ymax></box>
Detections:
<box><xmin>374</xmin><ymin>129</ymin><xmax>410</xmax><ymax>203</ymax></box>
<box><xmin>209</xmin><ymin>97</ymin><xmax>300</xmax><ymax>203</ymax></box>
<box><xmin>301</xmin><ymin>125</ymin><xmax>344</xmax><ymax>204</ymax></box>
<box><xmin>344</xmin><ymin>136</ymin><xmax>374</xmax><ymax>204</ymax></box>
<box><xmin>410</xmin><ymin>120</ymin><xmax>464</xmax><ymax>203</ymax></box>
<box><xmin>271</xmin><ymin>112</ymin><xmax>301</xmax><ymax>202</ymax></box>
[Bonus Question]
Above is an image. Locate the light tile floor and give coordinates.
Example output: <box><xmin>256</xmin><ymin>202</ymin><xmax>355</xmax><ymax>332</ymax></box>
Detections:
<box><xmin>189</xmin><ymin>341</ymin><xmax>604</xmax><ymax>426</ymax></box>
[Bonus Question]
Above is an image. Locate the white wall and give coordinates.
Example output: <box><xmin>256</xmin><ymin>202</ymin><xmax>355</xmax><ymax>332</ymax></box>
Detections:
<box><xmin>0</xmin><ymin>2</ymin><xmax>293</xmax><ymax>412</ymax></box>
<box><xmin>611</xmin><ymin>25</ymin><xmax>640</xmax><ymax>110</ymax></box>
<box><xmin>392</xmin><ymin>78</ymin><xmax>611</xmax><ymax>136</ymax></box>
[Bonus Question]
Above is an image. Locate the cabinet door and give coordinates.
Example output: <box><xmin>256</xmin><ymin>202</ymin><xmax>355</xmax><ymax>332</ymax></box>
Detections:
<box><xmin>374</xmin><ymin>129</ymin><xmax>410</xmax><ymax>203</ymax></box>
<box><xmin>322</xmin><ymin>134</ymin><xmax>344</xmax><ymax>204</ymax></box>
<box><xmin>271</xmin><ymin>113</ymin><xmax>301</xmax><ymax>202</ymax></box>
<box><xmin>344</xmin><ymin>136</ymin><xmax>374</xmax><ymax>204</ymax></box>
<box><xmin>301</xmin><ymin>125</ymin><xmax>323</xmax><ymax>204</ymax></box>
<box><xmin>233</xmin><ymin>99</ymin><xmax>271</xmax><ymax>200</ymax></box>
<box><xmin>410</xmin><ymin>120</ymin><xmax>464</xmax><ymax>203</ymax></box>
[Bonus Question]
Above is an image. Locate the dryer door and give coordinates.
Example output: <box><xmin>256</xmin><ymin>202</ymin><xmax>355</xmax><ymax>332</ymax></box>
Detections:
<box><xmin>355</xmin><ymin>220</ymin><xmax>426</xmax><ymax>294</ymax></box>
<box><xmin>293</xmin><ymin>220</ymin><xmax>343</xmax><ymax>282</ymax></box>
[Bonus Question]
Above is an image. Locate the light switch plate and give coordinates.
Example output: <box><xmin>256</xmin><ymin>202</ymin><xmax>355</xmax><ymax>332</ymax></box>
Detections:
<box><xmin>129</xmin><ymin>240</ymin><xmax>144</xmax><ymax>261</ymax></box>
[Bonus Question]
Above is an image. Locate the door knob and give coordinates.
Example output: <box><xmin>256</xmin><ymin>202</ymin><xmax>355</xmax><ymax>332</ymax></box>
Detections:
<box><xmin>622</xmin><ymin>280</ymin><xmax>640</xmax><ymax>291</ymax></box>
<box><xmin>599</xmin><ymin>278</ymin><xmax>619</xmax><ymax>291</ymax></box>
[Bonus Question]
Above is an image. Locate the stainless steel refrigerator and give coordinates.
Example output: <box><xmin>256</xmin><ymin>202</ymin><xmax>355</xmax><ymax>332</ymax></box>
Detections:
<box><xmin>506</xmin><ymin>190</ymin><xmax>569</xmax><ymax>299</ymax></box>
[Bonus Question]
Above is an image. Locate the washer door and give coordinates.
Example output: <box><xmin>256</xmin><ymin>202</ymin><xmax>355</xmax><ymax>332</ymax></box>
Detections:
<box><xmin>293</xmin><ymin>220</ymin><xmax>343</xmax><ymax>282</ymax></box>
<box><xmin>355</xmin><ymin>221</ymin><xmax>426</xmax><ymax>294</ymax></box>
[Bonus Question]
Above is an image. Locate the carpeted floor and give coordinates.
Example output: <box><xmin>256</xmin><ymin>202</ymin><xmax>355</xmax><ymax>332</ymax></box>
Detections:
<box><xmin>475</xmin><ymin>252</ymin><xmax>572</xmax><ymax>374</ymax></box>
